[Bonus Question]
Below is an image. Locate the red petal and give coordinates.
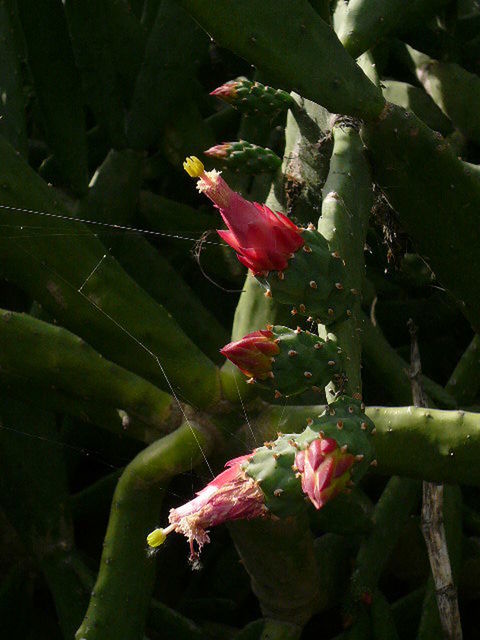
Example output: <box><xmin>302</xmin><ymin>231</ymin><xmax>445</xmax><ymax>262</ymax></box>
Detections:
<box><xmin>217</xmin><ymin>228</ymin><xmax>242</xmax><ymax>252</ymax></box>
<box><xmin>307</xmin><ymin>439</ymin><xmax>326</xmax><ymax>472</ymax></box>
<box><xmin>315</xmin><ymin>457</ymin><xmax>335</xmax><ymax>493</ymax></box>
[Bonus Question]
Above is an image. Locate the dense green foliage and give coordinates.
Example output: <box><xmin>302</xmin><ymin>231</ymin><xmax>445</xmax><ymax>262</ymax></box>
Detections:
<box><xmin>0</xmin><ymin>1</ymin><xmax>480</xmax><ymax>639</ymax></box>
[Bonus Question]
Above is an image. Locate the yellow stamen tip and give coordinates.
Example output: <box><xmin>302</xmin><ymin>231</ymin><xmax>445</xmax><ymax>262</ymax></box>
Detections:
<box><xmin>183</xmin><ymin>156</ymin><xmax>205</xmax><ymax>178</ymax></box>
<box><xmin>147</xmin><ymin>528</ymin><xmax>167</xmax><ymax>548</ymax></box>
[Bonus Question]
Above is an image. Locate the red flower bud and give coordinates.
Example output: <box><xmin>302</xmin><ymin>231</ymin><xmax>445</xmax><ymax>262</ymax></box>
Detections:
<box><xmin>220</xmin><ymin>329</ymin><xmax>280</xmax><ymax>380</ymax></box>
<box><xmin>295</xmin><ymin>437</ymin><xmax>355</xmax><ymax>509</ymax></box>
<box><xmin>147</xmin><ymin>454</ymin><xmax>266</xmax><ymax>561</ymax></box>
<box><xmin>183</xmin><ymin>156</ymin><xmax>304</xmax><ymax>275</ymax></box>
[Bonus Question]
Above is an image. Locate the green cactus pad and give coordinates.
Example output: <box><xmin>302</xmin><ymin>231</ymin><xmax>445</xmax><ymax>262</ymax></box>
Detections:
<box><xmin>215</xmin><ymin>78</ymin><xmax>294</xmax><ymax>115</ymax></box>
<box><xmin>245</xmin><ymin>396</ymin><xmax>375</xmax><ymax>518</ymax></box>
<box><xmin>207</xmin><ymin>140</ymin><xmax>282</xmax><ymax>174</ymax></box>
<box><xmin>257</xmin><ymin>229</ymin><xmax>355</xmax><ymax>324</ymax></box>
<box><xmin>265</xmin><ymin>325</ymin><xmax>343</xmax><ymax>397</ymax></box>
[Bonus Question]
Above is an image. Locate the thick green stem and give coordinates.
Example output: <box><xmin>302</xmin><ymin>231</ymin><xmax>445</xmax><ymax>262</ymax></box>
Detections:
<box><xmin>76</xmin><ymin>421</ymin><xmax>216</xmax><ymax>640</ymax></box>
<box><xmin>0</xmin><ymin>134</ymin><xmax>221</xmax><ymax>408</ymax></box>
<box><xmin>318</xmin><ymin>123</ymin><xmax>373</xmax><ymax>397</ymax></box>
<box><xmin>445</xmin><ymin>335</ymin><xmax>480</xmax><ymax>406</ymax></box>
<box><xmin>0</xmin><ymin>308</ymin><xmax>178</xmax><ymax>441</ymax></box>
<box><xmin>255</xmin><ymin>404</ymin><xmax>480</xmax><ymax>485</ymax></box>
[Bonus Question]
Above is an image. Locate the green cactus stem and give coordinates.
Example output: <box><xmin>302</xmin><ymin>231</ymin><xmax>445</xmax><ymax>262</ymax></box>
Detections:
<box><xmin>205</xmin><ymin>140</ymin><xmax>282</xmax><ymax>174</ymax></box>
<box><xmin>350</xmin><ymin>476</ymin><xmax>421</xmax><ymax>601</ymax></box>
<box><xmin>179</xmin><ymin>0</ymin><xmax>385</xmax><ymax>120</ymax></box>
<box><xmin>0</xmin><ymin>1</ymin><xmax>27</xmax><ymax>156</ymax></box>
<box><xmin>445</xmin><ymin>335</ymin><xmax>480</xmax><ymax>406</ymax></box>
<box><xmin>381</xmin><ymin>80</ymin><xmax>452</xmax><ymax>135</ymax></box>
<box><xmin>408</xmin><ymin>46</ymin><xmax>480</xmax><ymax>145</ymax></box>
<box><xmin>318</xmin><ymin>121</ymin><xmax>373</xmax><ymax>397</ymax></box>
<box><xmin>0</xmin><ymin>308</ymin><xmax>179</xmax><ymax>441</ymax></box>
<box><xmin>336</xmin><ymin>0</ymin><xmax>450</xmax><ymax>59</ymax></box>
<box><xmin>64</xmin><ymin>0</ymin><xmax>127</xmax><ymax>148</ymax></box>
<box><xmin>361</xmin><ymin>102</ymin><xmax>480</xmax><ymax>335</ymax></box>
<box><xmin>255</xmin><ymin>404</ymin><xmax>480</xmax><ymax>486</ymax></box>
<box><xmin>229</xmin><ymin>513</ymin><xmax>320</xmax><ymax>628</ymax></box>
<box><xmin>210</xmin><ymin>78</ymin><xmax>295</xmax><ymax>116</ymax></box>
<box><xmin>370</xmin><ymin>590</ymin><xmax>400</xmax><ymax>640</ymax></box>
<box><xmin>0</xmin><ymin>135</ymin><xmax>221</xmax><ymax>408</ymax></box>
<box><xmin>359</xmin><ymin>310</ymin><xmax>457</xmax><ymax>409</ymax></box>
<box><xmin>0</xmin><ymin>396</ymin><xmax>89</xmax><ymax>638</ymax></box>
<box><xmin>76</xmin><ymin>420</ymin><xmax>215</xmax><ymax>640</ymax></box>
<box><xmin>18</xmin><ymin>0</ymin><xmax>88</xmax><ymax>193</ymax></box>
<box><xmin>127</xmin><ymin>0</ymin><xmax>208</xmax><ymax>150</ymax></box>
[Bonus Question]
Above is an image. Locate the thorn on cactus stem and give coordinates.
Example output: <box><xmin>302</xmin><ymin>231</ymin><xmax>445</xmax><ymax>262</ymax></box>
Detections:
<box><xmin>360</xmin><ymin>422</ymin><xmax>368</xmax><ymax>430</ymax></box>
<box><xmin>288</xmin><ymin>349</ymin><xmax>298</xmax><ymax>357</ymax></box>
<box><xmin>273</xmin><ymin>453</ymin><xmax>280</xmax><ymax>460</ymax></box>
<box><xmin>247</xmin><ymin>377</ymin><xmax>255</xmax><ymax>384</ymax></box>
<box><xmin>307</xmin><ymin>316</ymin><xmax>313</xmax><ymax>322</ymax></box>
<box><xmin>346</xmin><ymin>309</ymin><xmax>352</xmax><ymax>317</ymax></box>
<box><xmin>304</xmin><ymin>371</ymin><xmax>313</xmax><ymax>378</ymax></box>
<box><xmin>265</xmin><ymin>289</ymin><xmax>272</xmax><ymax>298</ymax></box>
<box><xmin>277</xmin><ymin>271</ymin><xmax>285</xmax><ymax>280</ymax></box>
<box><xmin>348</xmin><ymin>406</ymin><xmax>354</xmax><ymax>413</ymax></box>
<box><xmin>309</xmin><ymin>280</ymin><xmax>317</xmax><ymax>289</ymax></box>
<box><xmin>266</xmin><ymin>324</ymin><xmax>273</xmax><ymax>331</ymax></box>
<box><xmin>351</xmin><ymin>288</ymin><xmax>359</xmax><ymax>295</ymax></box>
<box><xmin>360</xmin><ymin>402</ymin><xmax>366</xmax><ymax>410</ymax></box>
<box><xmin>295</xmin><ymin>326</ymin><xmax>302</xmax><ymax>333</ymax></box>
<box><xmin>299</xmin><ymin>303</ymin><xmax>306</xmax><ymax>313</ymax></box>
<box><xmin>307</xmin><ymin>222</ymin><xmax>315</xmax><ymax>230</ymax></box>
<box><xmin>264</xmin><ymin>441</ymin><xmax>273</xmax><ymax>448</ymax></box>
<box><xmin>337</xmin><ymin>420</ymin><xmax>344</xmax><ymax>430</ymax></box>
<box><xmin>335</xmin><ymin>282</ymin><xmax>343</xmax><ymax>290</ymax></box>
<box><xmin>303</xmin><ymin>245</ymin><xmax>312</xmax><ymax>253</ymax></box>
<box><xmin>328</xmin><ymin>360</ymin><xmax>336</xmax><ymax>366</ymax></box>
<box><xmin>314</xmin><ymin>342</ymin><xmax>323</xmax><ymax>350</ymax></box>
<box><xmin>328</xmin><ymin>308</ymin><xmax>335</xmax><ymax>317</ymax></box>
<box><xmin>277</xmin><ymin>431</ymin><xmax>283</xmax><ymax>437</ymax></box>
<box><xmin>371</xmin><ymin>428</ymin><xmax>377</xmax><ymax>435</ymax></box>
<box><xmin>355</xmin><ymin>454</ymin><xmax>365</xmax><ymax>462</ymax></box>
<box><xmin>312</xmin><ymin>386</ymin><xmax>322</xmax><ymax>392</ymax></box>
<box><xmin>274</xmin><ymin>390</ymin><xmax>282</xmax><ymax>398</ymax></box>
<box><xmin>332</xmin><ymin>251</ymin><xmax>341</xmax><ymax>259</ymax></box>
<box><xmin>329</xmin><ymin>408</ymin><xmax>336</xmax><ymax>416</ymax></box>
<box><xmin>273</xmin><ymin>488</ymin><xmax>283</xmax><ymax>497</ymax></box>
<box><xmin>370</xmin><ymin>459</ymin><xmax>378</xmax><ymax>467</ymax></box>
<box><xmin>306</xmin><ymin>417</ymin><xmax>314</xmax><ymax>425</ymax></box>
<box><xmin>267</xmin><ymin>371</ymin><xmax>275</xmax><ymax>379</ymax></box>
<box><xmin>291</xmin><ymin>307</ymin><xmax>298</xmax><ymax>315</ymax></box>
<box><xmin>341</xmin><ymin>444</ymin><xmax>348</xmax><ymax>452</ymax></box>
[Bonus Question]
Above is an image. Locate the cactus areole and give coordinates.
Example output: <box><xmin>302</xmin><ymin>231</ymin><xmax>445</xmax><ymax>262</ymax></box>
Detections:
<box><xmin>184</xmin><ymin>156</ymin><xmax>354</xmax><ymax>324</ymax></box>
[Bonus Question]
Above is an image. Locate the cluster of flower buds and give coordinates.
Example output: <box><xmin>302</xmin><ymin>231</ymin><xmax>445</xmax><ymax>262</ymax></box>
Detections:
<box><xmin>183</xmin><ymin>156</ymin><xmax>354</xmax><ymax>324</ymax></box>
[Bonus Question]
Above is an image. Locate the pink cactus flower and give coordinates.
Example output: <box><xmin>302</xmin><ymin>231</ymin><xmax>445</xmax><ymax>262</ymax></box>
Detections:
<box><xmin>220</xmin><ymin>329</ymin><xmax>280</xmax><ymax>380</ymax></box>
<box><xmin>295</xmin><ymin>437</ymin><xmax>355</xmax><ymax>509</ymax></box>
<box><xmin>183</xmin><ymin>156</ymin><xmax>304</xmax><ymax>275</ymax></box>
<box><xmin>209</xmin><ymin>80</ymin><xmax>239</xmax><ymax>103</ymax></box>
<box><xmin>147</xmin><ymin>454</ymin><xmax>266</xmax><ymax>561</ymax></box>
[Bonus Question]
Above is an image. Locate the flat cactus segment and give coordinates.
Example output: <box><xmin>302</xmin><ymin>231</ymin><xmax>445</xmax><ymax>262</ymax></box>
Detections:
<box><xmin>270</xmin><ymin>326</ymin><xmax>343</xmax><ymax>396</ymax></box>
<box><xmin>245</xmin><ymin>397</ymin><xmax>374</xmax><ymax>518</ymax></box>
<box><xmin>259</xmin><ymin>229</ymin><xmax>354</xmax><ymax>324</ymax></box>
<box><xmin>180</xmin><ymin>0</ymin><xmax>385</xmax><ymax>120</ymax></box>
<box><xmin>361</xmin><ymin>102</ymin><xmax>480</xmax><ymax>334</ymax></box>
<box><xmin>204</xmin><ymin>140</ymin><xmax>282</xmax><ymax>174</ymax></box>
<box><xmin>210</xmin><ymin>78</ymin><xmax>294</xmax><ymax>116</ymax></box>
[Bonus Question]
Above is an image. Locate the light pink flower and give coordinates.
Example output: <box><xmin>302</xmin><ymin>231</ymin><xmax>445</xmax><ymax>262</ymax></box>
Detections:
<box><xmin>155</xmin><ymin>454</ymin><xmax>266</xmax><ymax>561</ymax></box>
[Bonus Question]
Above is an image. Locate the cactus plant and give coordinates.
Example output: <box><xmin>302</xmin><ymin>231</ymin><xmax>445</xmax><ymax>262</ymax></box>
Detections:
<box><xmin>0</xmin><ymin>2</ymin><xmax>479</xmax><ymax>639</ymax></box>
